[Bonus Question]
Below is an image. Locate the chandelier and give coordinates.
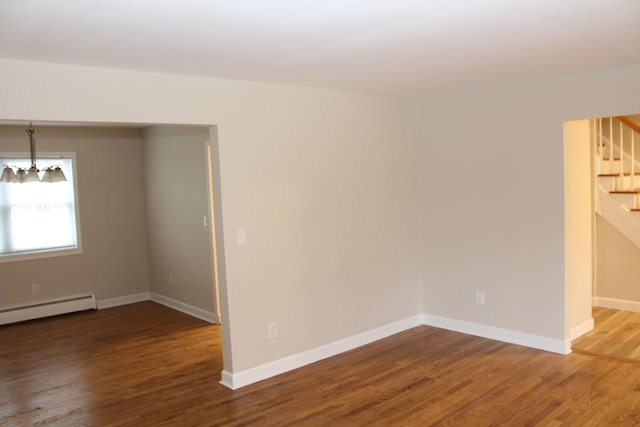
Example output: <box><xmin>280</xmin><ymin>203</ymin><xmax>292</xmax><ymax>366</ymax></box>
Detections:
<box><xmin>0</xmin><ymin>123</ymin><xmax>67</xmax><ymax>183</ymax></box>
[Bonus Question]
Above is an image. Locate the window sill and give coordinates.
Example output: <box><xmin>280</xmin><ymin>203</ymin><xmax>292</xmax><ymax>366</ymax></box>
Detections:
<box><xmin>0</xmin><ymin>246</ymin><xmax>83</xmax><ymax>264</ymax></box>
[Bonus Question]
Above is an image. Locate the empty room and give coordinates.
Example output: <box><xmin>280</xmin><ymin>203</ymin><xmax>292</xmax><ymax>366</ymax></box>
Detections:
<box><xmin>2</xmin><ymin>1</ymin><xmax>640</xmax><ymax>425</ymax></box>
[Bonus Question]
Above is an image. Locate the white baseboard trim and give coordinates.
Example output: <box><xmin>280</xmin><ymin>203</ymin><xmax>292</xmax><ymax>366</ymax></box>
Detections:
<box><xmin>570</xmin><ymin>318</ymin><xmax>594</xmax><ymax>341</ymax></box>
<box><xmin>220</xmin><ymin>314</ymin><xmax>423</xmax><ymax>390</ymax></box>
<box><xmin>422</xmin><ymin>314</ymin><xmax>570</xmax><ymax>355</ymax></box>
<box><xmin>150</xmin><ymin>292</ymin><xmax>217</xmax><ymax>324</ymax></box>
<box><xmin>220</xmin><ymin>370</ymin><xmax>234</xmax><ymax>389</ymax></box>
<box><xmin>97</xmin><ymin>292</ymin><xmax>150</xmax><ymax>309</ymax></box>
<box><xmin>594</xmin><ymin>297</ymin><xmax>640</xmax><ymax>312</ymax></box>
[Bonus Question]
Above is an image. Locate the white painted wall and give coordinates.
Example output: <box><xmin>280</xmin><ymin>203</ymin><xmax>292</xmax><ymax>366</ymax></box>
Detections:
<box><xmin>0</xmin><ymin>58</ymin><xmax>422</xmax><ymax>375</ymax></box>
<box><xmin>416</xmin><ymin>64</ymin><xmax>640</xmax><ymax>343</ymax></box>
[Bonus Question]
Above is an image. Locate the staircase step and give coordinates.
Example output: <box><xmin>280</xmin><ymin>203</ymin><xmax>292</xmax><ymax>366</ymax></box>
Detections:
<box><xmin>606</xmin><ymin>189</ymin><xmax>639</xmax><ymax>210</ymax></box>
<box><xmin>598</xmin><ymin>174</ymin><xmax>640</xmax><ymax>192</ymax></box>
<box><xmin>599</xmin><ymin>158</ymin><xmax>626</xmax><ymax>174</ymax></box>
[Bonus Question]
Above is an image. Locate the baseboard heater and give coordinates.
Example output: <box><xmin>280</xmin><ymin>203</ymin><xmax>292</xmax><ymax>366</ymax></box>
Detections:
<box><xmin>0</xmin><ymin>294</ymin><xmax>97</xmax><ymax>326</ymax></box>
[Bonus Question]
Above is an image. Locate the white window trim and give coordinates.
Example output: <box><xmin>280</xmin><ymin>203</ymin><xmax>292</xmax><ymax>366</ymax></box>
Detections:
<box><xmin>0</xmin><ymin>151</ymin><xmax>83</xmax><ymax>263</ymax></box>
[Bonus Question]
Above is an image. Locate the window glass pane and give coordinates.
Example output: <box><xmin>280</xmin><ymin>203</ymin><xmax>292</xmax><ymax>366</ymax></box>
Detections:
<box><xmin>0</xmin><ymin>157</ymin><xmax>78</xmax><ymax>256</ymax></box>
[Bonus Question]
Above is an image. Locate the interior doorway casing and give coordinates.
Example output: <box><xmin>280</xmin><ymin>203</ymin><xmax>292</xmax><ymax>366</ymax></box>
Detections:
<box><xmin>563</xmin><ymin>118</ymin><xmax>595</xmax><ymax>345</ymax></box>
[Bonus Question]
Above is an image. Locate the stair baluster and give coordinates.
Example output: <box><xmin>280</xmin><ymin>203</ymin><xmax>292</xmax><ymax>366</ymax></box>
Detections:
<box><xmin>609</xmin><ymin>117</ymin><xmax>614</xmax><ymax>175</ymax></box>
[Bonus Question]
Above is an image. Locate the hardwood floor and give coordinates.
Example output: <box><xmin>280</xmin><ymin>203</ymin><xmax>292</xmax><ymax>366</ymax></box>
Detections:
<box><xmin>2</xmin><ymin>302</ymin><xmax>640</xmax><ymax>426</ymax></box>
<box><xmin>572</xmin><ymin>307</ymin><xmax>640</xmax><ymax>363</ymax></box>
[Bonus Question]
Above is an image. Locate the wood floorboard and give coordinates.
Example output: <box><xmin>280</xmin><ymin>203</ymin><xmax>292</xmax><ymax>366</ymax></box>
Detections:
<box><xmin>3</xmin><ymin>301</ymin><xmax>640</xmax><ymax>425</ymax></box>
<box><xmin>572</xmin><ymin>307</ymin><xmax>640</xmax><ymax>363</ymax></box>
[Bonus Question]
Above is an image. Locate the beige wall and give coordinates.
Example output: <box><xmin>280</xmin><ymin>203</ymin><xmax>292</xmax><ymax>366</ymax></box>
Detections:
<box><xmin>596</xmin><ymin>214</ymin><xmax>640</xmax><ymax>302</ymax></box>
<box><xmin>418</xmin><ymin>66</ymin><xmax>640</xmax><ymax>339</ymax></box>
<box><xmin>0</xmin><ymin>126</ymin><xmax>150</xmax><ymax>307</ymax></box>
<box><xmin>214</xmin><ymin>82</ymin><xmax>422</xmax><ymax>370</ymax></box>
<box><xmin>142</xmin><ymin>126</ymin><xmax>216</xmax><ymax>314</ymax></box>
<box><xmin>416</xmin><ymin>64</ymin><xmax>640</xmax><ymax>341</ymax></box>
<box><xmin>0</xmin><ymin>58</ymin><xmax>422</xmax><ymax>374</ymax></box>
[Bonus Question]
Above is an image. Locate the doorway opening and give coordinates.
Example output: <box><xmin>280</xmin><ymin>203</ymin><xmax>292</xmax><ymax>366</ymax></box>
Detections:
<box><xmin>0</xmin><ymin>120</ymin><xmax>227</xmax><ymax>365</ymax></box>
<box><xmin>565</xmin><ymin>114</ymin><xmax>640</xmax><ymax>361</ymax></box>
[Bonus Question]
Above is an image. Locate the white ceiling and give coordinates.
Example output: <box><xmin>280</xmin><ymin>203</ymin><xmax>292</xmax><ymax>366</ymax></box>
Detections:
<box><xmin>1</xmin><ymin>0</ymin><xmax>640</xmax><ymax>98</ymax></box>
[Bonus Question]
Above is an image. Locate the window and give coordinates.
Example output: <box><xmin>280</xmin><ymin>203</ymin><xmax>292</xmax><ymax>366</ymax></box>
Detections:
<box><xmin>0</xmin><ymin>154</ymin><xmax>81</xmax><ymax>262</ymax></box>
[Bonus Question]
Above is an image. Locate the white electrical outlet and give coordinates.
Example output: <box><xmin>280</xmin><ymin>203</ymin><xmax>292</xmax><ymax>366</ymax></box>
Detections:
<box><xmin>267</xmin><ymin>322</ymin><xmax>277</xmax><ymax>339</ymax></box>
<box><xmin>31</xmin><ymin>283</ymin><xmax>40</xmax><ymax>295</ymax></box>
<box><xmin>476</xmin><ymin>291</ymin><xmax>485</xmax><ymax>305</ymax></box>
<box><xmin>237</xmin><ymin>229</ymin><xmax>247</xmax><ymax>245</ymax></box>
<box><xmin>168</xmin><ymin>274</ymin><xmax>174</xmax><ymax>284</ymax></box>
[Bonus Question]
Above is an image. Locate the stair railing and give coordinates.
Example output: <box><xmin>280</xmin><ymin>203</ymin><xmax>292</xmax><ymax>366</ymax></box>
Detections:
<box><xmin>596</xmin><ymin>116</ymin><xmax>640</xmax><ymax>193</ymax></box>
